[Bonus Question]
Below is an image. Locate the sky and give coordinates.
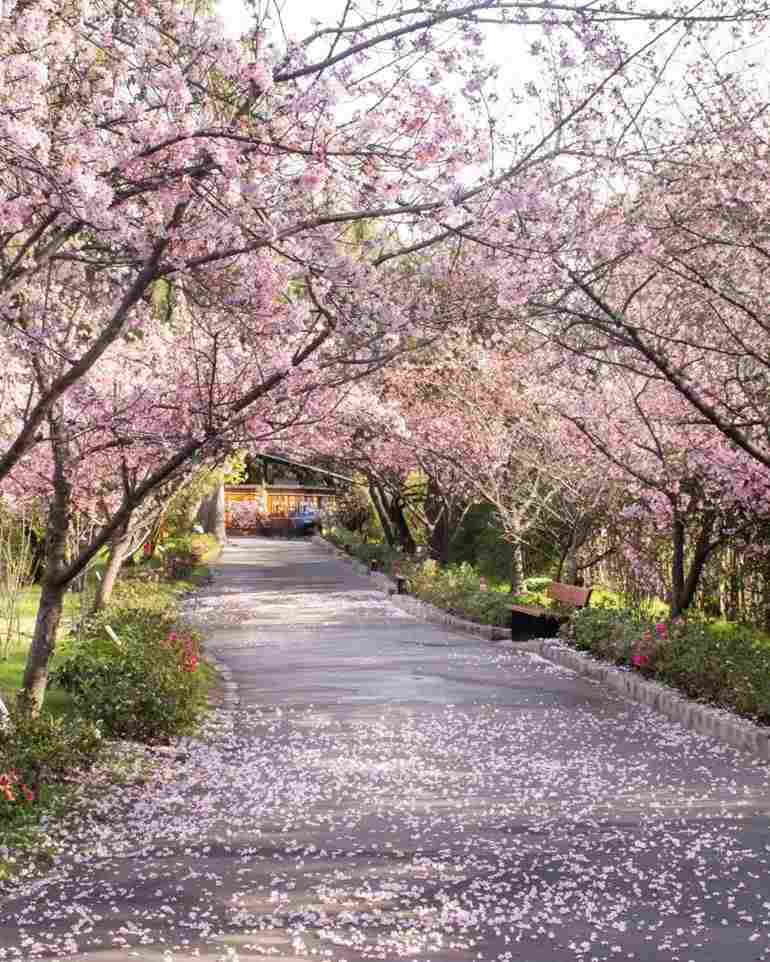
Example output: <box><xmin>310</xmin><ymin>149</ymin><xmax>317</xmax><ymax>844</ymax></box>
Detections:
<box><xmin>214</xmin><ymin>0</ymin><xmax>528</xmax><ymax>83</ymax></box>
<box><xmin>213</xmin><ymin>0</ymin><xmax>549</xmax><ymax>178</ymax></box>
<box><xmin>211</xmin><ymin>0</ymin><xmax>770</xmax><ymax>183</ymax></box>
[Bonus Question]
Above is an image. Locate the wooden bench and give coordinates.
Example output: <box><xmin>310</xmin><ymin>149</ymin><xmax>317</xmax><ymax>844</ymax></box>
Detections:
<box><xmin>509</xmin><ymin>582</ymin><xmax>593</xmax><ymax>641</ymax></box>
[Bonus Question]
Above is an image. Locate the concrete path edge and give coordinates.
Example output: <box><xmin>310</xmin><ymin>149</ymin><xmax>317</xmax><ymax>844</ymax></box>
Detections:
<box><xmin>516</xmin><ymin>638</ymin><xmax>770</xmax><ymax>761</ymax></box>
<box><xmin>305</xmin><ymin>537</ymin><xmax>770</xmax><ymax>761</ymax></box>
<box><xmin>311</xmin><ymin>535</ymin><xmax>510</xmax><ymax>640</ymax></box>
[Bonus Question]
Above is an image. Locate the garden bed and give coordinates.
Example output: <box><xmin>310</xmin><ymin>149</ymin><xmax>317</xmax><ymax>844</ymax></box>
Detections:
<box><xmin>519</xmin><ymin>638</ymin><xmax>770</xmax><ymax>760</ymax></box>
<box><xmin>562</xmin><ymin>606</ymin><xmax>770</xmax><ymax>727</ymax></box>
<box><xmin>0</xmin><ymin>559</ymin><xmax>220</xmax><ymax>885</ymax></box>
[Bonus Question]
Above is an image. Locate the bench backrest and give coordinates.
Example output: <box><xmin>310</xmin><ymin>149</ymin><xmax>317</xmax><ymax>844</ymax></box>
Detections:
<box><xmin>547</xmin><ymin>582</ymin><xmax>592</xmax><ymax>608</ymax></box>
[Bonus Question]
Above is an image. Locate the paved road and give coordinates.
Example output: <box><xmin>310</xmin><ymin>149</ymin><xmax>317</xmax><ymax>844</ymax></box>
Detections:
<box><xmin>2</xmin><ymin>536</ymin><xmax>770</xmax><ymax>962</ymax></box>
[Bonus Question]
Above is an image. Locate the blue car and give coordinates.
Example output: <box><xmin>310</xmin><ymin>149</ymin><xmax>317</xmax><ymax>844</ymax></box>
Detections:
<box><xmin>290</xmin><ymin>504</ymin><xmax>320</xmax><ymax>534</ymax></box>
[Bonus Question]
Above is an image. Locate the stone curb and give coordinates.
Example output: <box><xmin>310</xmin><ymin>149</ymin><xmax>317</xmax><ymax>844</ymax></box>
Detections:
<box><xmin>312</xmin><ymin>537</ymin><xmax>509</xmax><ymax>640</ymax></box>
<box><xmin>204</xmin><ymin>650</ymin><xmax>241</xmax><ymax>711</ymax></box>
<box><xmin>383</xmin><ymin>590</ymin><xmax>510</xmax><ymax>641</ymax></box>
<box><xmin>307</xmin><ymin>539</ymin><xmax>770</xmax><ymax>762</ymax></box>
<box><xmin>516</xmin><ymin>639</ymin><xmax>770</xmax><ymax>761</ymax></box>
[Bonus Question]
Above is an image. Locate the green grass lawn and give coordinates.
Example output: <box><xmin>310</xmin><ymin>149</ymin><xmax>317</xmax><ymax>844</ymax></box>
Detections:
<box><xmin>0</xmin><ymin>585</ymin><xmax>87</xmax><ymax>714</ymax></box>
<box><xmin>0</xmin><ymin>554</ymin><xmax>221</xmax><ymax>713</ymax></box>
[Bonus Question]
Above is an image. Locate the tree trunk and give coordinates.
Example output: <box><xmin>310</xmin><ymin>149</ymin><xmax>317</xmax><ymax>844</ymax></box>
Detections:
<box><xmin>670</xmin><ymin>514</ymin><xmax>686</xmax><ymax>617</ymax></box>
<box><xmin>28</xmin><ymin>528</ymin><xmax>46</xmax><ymax>583</ymax></box>
<box><xmin>670</xmin><ymin>510</ymin><xmax>716</xmax><ymax>617</ymax></box>
<box><xmin>728</xmin><ymin>548</ymin><xmax>740</xmax><ymax>622</ymax></box>
<box><xmin>563</xmin><ymin>514</ymin><xmax>592</xmax><ymax>585</ymax></box>
<box><xmin>425</xmin><ymin>477</ymin><xmax>450</xmax><ymax>565</ymax></box>
<box><xmin>564</xmin><ymin>551</ymin><xmax>579</xmax><ymax>585</ymax></box>
<box><xmin>19</xmin><ymin>577</ymin><xmax>67</xmax><ymax>716</ymax></box>
<box><xmin>199</xmin><ymin>483</ymin><xmax>226</xmax><ymax>544</ymax></box>
<box><xmin>510</xmin><ymin>541</ymin><xmax>525</xmax><ymax>597</ymax></box>
<box><xmin>429</xmin><ymin>513</ymin><xmax>450</xmax><ymax>565</ymax></box>
<box><xmin>677</xmin><ymin>513</ymin><xmax>716</xmax><ymax>615</ymax></box>
<box><xmin>369</xmin><ymin>483</ymin><xmax>396</xmax><ymax>547</ymax></box>
<box><xmin>211</xmin><ymin>483</ymin><xmax>226</xmax><ymax>543</ymax></box>
<box><xmin>389</xmin><ymin>498</ymin><xmax>416</xmax><ymax>555</ymax></box>
<box><xmin>18</xmin><ymin>411</ymin><xmax>71</xmax><ymax>717</ymax></box>
<box><xmin>92</xmin><ymin>528</ymin><xmax>131</xmax><ymax>612</ymax></box>
<box><xmin>762</xmin><ymin>565</ymin><xmax>770</xmax><ymax>634</ymax></box>
<box><xmin>555</xmin><ymin>545</ymin><xmax>568</xmax><ymax>582</ymax></box>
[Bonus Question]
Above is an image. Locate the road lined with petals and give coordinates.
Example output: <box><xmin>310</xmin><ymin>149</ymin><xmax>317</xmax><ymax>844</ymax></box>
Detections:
<box><xmin>1</xmin><ymin>536</ymin><xmax>769</xmax><ymax>961</ymax></box>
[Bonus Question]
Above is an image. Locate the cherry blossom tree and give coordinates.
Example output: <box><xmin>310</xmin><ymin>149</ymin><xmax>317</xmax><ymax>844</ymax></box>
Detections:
<box><xmin>10</xmin><ymin>249</ymin><xmax>508</xmax><ymax>711</ymax></box>
<box><xmin>548</xmin><ymin>360</ymin><xmax>770</xmax><ymax>615</ymax></box>
<box><xmin>522</xmin><ymin>73</ymin><xmax>770</xmax><ymax>475</ymax></box>
<box><xmin>5</xmin><ymin>278</ymin><xmax>353</xmax><ymax>712</ymax></box>
<box><xmin>4</xmin><ymin>0</ymin><xmax>770</xmax><ymax>714</ymax></box>
<box><xmin>316</xmin><ymin>336</ymin><xmax>610</xmax><ymax>591</ymax></box>
<box><xmin>399</xmin><ymin>344</ymin><xmax>612</xmax><ymax>592</ymax></box>
<box><xmin>4</xmin><ymin>0</ymin><xmax>767</xmax><ymax>480</ymax></box>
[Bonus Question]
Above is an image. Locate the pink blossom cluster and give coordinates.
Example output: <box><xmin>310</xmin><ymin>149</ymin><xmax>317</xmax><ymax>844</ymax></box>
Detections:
<box><xmin>226</xmin><ymin>502</ymin><xmax>264</xmax><ymax>533</ymax></box>
<box><xmin>0</xmin><ymin>770</ymin><xmax>35</xmax><ymax>805</ymax></box>
<box><xmin>162</xmin><ymin>630</ymin><xmax>200</xmax><ymax>673</ymax></box>
<box><xmin>631</xmin><ymin>622</ymin><xmax>673</xmax><ymax>671</ymax></box>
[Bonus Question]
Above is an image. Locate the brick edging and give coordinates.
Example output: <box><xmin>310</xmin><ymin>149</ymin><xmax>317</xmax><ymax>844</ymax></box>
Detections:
<box><xmin>311</xmin><ymin>536</ymin><xmax>509</xmax><ymax>639</ymax></box>
<box><xmin>311</xmin><ymin>537</ymin><xmax>770</xmax><ymax>761</ymax></box>
<box><xmin>517</xmin><ymin>639</ymin><xmax>770</xmax><ymax>760</ymax></box>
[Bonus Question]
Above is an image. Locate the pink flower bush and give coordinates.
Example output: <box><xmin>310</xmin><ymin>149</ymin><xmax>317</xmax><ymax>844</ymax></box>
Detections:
<box><xmin>0</xmin><ymin>771</ymin><xmax>35</xmax><ymax>806</ymax></box>
<box><xmin>162</xmin><ymin>630</ymin><xmax>201</xmax><ymax>673</ymax></box>
<box><xmin>630</xmin><ymin>622</ymin><xmax>672</xmax><ymax>673</ymax></box>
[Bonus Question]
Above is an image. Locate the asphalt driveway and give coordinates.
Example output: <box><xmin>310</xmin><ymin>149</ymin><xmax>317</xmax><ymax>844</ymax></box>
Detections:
<box><xmin>1</xmin><ymin>536</ymin><xmax>769</xmax><ymax>961</ymax></box>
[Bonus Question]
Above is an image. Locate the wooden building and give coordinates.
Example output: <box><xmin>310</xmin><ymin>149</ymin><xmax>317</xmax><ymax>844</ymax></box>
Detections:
<box><xmin>224</xmin><ymin>454</ymin><xmax>348</xmax><ymax>533</ymax></box>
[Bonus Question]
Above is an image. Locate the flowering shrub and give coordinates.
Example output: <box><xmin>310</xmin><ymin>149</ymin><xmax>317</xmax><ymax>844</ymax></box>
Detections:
<box><xmin>628</xmin><ymin>620</ymin><xmax>674</xmax><ymax>673</ymax></box>
<box><xmin>652</xmin><ymin>620</ymin><xmax>770</xmax><ymax>722</ymax></box>
<box><xmin>567</xmin><ymin>607</ymin><xmax>770</xmax><ymax>724</ymax></box>
<box><xmin>406</xmin><ymin>560</ymin><xmax>515</xmax><ymax>626</ymax></box>
<box><xmin>0</xmin><ymin>770</ymin><xmax>35</xmax><ymax>830</ymax></box>
<box><xmin>327</xmin><ymin>531</ymin><xmax>535</xmax><ymax>627</ymax></box>
<box><xmin>162</xmin><ymin>629</ymin><xmax>201</xmax><ymax>673</ymax></box>
<box><xmin>564</xmin><ymin>605</ymin><xmax>647</xmax><ymax>663</ymax></box>
<box><xmin>0</xmin><ymin>711</ymin><xmax>103</xmax><ymax>824</ymax></box>
<box><xmin>54</xmin><ymin>608</ymin><xmax>209</xmax><ymax>743</ymax></box>
<box><xmin>0</xmin><ymin>771</ymin><xmax>34</xmax><ymax>805</ymax></box>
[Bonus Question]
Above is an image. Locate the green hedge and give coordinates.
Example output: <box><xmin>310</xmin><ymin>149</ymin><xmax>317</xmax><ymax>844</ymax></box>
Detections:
<box><xmin>331</xmin><ymin>532</ymin><xmax>770</xmax><ymax>726</ymax></box>
<box><xmin>328</xmin><ymin>531</ymin><xmax>516</xmax><ymax>627</ymax></box>
<box><xmin>404</xmin><ymin>559</ymin><xmax>513</xmax><ymax>626</ymax></box>
<box><xmin>0</xmin><ymin>711</ymin><xmax>103</xmax><ymax>801</ymax></box>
